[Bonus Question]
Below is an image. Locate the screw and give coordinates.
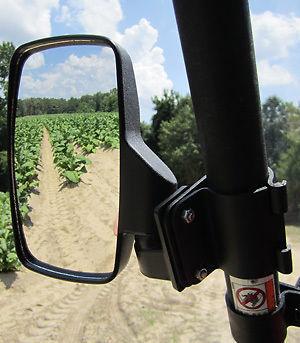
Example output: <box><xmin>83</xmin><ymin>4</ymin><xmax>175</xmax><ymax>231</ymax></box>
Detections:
<box><xmin>195</xmin><ymin>269</ymin><xmax>208</xmax><ymax>281</ymax></box>
<box><xmin>182</xmin><ymin>208</ymin><xmax>195</xmax><ymax>224</ymax></box>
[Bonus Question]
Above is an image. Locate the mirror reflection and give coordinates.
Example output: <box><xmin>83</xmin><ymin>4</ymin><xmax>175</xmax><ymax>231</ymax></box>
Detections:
<box><xmin>15</xmin><ymin>45</ymin><xmax>119</xmax><ymax>273</ymax></box>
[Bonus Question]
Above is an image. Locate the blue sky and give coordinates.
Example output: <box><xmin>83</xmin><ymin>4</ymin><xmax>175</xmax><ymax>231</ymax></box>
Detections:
<box><xmin>1</xmin><ymin>1</ymin><xmax>300</xmax><ymax>121</ymax></box>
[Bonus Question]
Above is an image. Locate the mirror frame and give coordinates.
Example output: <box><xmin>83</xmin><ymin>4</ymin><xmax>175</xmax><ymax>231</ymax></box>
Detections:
<box><xmin>7</xmin><ymin>35</ymin><xmax>177</xmax><ymax>284</ymax></box>
<box><xmin>7</xmin><ymin>35</ymin><xmax>135</xmax><ymax>283</ymax></box>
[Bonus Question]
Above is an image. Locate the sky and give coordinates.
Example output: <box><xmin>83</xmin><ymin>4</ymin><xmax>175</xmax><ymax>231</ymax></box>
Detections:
<box><xmin>1</xmin><ymin>0</ymin><xmax>300</xmax><ymax>122</ymax></box>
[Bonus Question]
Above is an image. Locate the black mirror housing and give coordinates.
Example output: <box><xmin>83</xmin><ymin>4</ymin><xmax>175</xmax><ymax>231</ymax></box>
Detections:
<box><xmin>7</xmin><ymin>35</ymin><xmax>177</xmax><ymax>284</ymax></box>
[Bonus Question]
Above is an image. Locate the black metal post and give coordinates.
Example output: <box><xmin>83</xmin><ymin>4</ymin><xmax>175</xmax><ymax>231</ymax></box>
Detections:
<box><xmin>172</xmin><ymin>1</ymin><xmax>268</xmax><ymax>193</ymax></box>
<box><xmin>172</xmin><ymin>0</ymin><xmax>282</xmax><ymax>341</ymax></box>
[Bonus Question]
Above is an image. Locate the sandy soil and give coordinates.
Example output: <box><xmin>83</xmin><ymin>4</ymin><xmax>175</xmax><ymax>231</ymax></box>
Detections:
<box><xmin>24</xmin><ymin>129</ymin><xmax>118</xmax><ymax>273</ymax></box>
<box><xmin>0</xmin><ymin>130</ymin><xmax>299</xmax><ymax>342</ymax></box>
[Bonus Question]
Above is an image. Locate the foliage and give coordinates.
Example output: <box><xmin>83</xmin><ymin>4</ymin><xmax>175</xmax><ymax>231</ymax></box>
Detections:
<box><xmin>277</xmin><ymin>102</ymin><xmax>300</xmax><ymax>222</ymax></box>
<box><xmin>0</xmin><ymin>41</ymin><xmax>15</xmax><ymax>99</ymax></box>
<box><xmin>3</xmin><ymin>111</ymin><xmax>119</xmax><ymax>271</ymax></box>
<box><xmin>144</xmin><ymin>91</ymin><xmax>300</xmax><ymax>217</ymax></box>
<box><xmin>261</xmin><ymin>96</ymin><xmax>289</xmax><ymax>170</ymax></box>
<box><xmin>278</xmin><ymin>136</ymin><xmax>300</xmax><ymax>221</ymax></box>
<box><xmin>0</xmin><ymin>119</ymin><xmax>8</xmax><ymax>190</ymax></box>
<box><xmin>44</xmin><ymin>112</ymin><xmax>118</xmax><ymax>183</ymax></box>
<box><xmin>0</xmin><ymin>42</ymin><xmax>15</xmax><ymax>153</ymax></box>
<box><xmin>140</xmin><ymin>122</ymin><xmax>152</xmax><ymax>145</ymax></box>
<box><xmin>158</xmin><ymin>103</ymin><xmax>204</xmax><ymax>184</ymax></box>
<box><xmin>17</xmin><ymin>89</ymin><xmax>118</xmax><ymax>117</ymax></box>
<box><xmin>16</xmin><ymin>112</ymin><xmax>119</xmax><ymax>185</ymax></box>
<box><xmin>142</xmin><ymin>90</ymin><xmax>204</xmax><ymax>185</ymax></box>
<box><xmin>0</xmin><ymin>150</ymin><xmax>8</xmax><ymax>192</ymax></box>
<box><xmin>0</xmin><ymin>42</ymin><xmax>15</xmax><ymax>193</ymax></box>
<box><xmin>286</xmin><ymin>101</ymin><xmax>300</xmax><ymax>137</ymax></box>
<box><xmin>44</xmin><ymin>116</ymin><xmax>92</xmax><ymax>184</ymax></box>
<box><xmin>146</xmin><ymin>90</ymin><xmax>187</xmax><ymax>151</ymax></box>
<box><xmin>0</xmin><ymin>192</ymin><xmax>20</xmax><ymax>271</ymax></box>
<box><xmin>15</xmin><ymin>117</ymin><xmax>43</xmax><ymax>215</ymax></box>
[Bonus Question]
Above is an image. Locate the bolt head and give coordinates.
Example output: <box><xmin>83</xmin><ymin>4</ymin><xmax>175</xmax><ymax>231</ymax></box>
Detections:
<box><xmin>195</xmin><ymin>269</ymin><xmax>208</xmax><ymax>281</ymax></box>
<box><xmin>182</xmin><ymin>208</ymin><xmax>195</xmax><ymax>224</ymax></box>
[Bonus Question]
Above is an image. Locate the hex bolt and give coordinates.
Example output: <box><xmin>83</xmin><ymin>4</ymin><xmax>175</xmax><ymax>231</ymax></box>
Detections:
<box><xmin>195</xmin><ymin>268</ymin><xmax>208</xmax><ymax>281</ymax></box>
<box><xmin>182</xmin><ymin>208</ymin><xmax>195</xmax><ymax>224</ymax></box>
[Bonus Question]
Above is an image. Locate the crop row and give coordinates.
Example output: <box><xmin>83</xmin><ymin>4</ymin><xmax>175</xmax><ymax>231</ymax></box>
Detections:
<box><xmin>43</xmin><ymin>112</ymin><xmax>119</xmax><ymax>183</ymax></box>
<box><xmin>0</xmin><ymin>118</ymin><xmax>44</xmax><ymax>271</ymax></box>
<box><xmin>0</xmin><ymin>111</ymin><xmax>119</xmax><ymax>271</ymax></box>
<box><xmin>0</xmin><ymin>192</ymin><xmax>20</xmax><ymax>271</ymax></box>
<box><xmin>15</xmin><ymin>117</ymin><xmax>44</xmax><ymax>216</ymax></box>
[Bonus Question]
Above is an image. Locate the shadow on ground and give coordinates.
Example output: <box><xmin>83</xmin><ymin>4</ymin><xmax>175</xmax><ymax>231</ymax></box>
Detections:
<box><xmin>0</xmin><ymin>272</ymin><xmax>18</xmax><ymax>289</ymax></box>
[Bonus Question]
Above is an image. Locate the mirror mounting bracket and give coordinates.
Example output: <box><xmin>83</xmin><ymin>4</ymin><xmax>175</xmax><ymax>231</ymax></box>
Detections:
<box><xmin>155</xmin><ymin>170</ymin><xmax>292</xmax><ymax>292</ymax></box>
<box><xmin>156</xmin><ymin>167</ymin><xmax>300</xmax><ymax>339</ymax></box>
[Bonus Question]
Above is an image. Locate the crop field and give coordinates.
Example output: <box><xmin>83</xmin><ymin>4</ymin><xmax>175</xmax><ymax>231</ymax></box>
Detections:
<box><xmin>0</xmin><ymin>112</ymin><xmax>119</xmax><ymax>272</ymax></box>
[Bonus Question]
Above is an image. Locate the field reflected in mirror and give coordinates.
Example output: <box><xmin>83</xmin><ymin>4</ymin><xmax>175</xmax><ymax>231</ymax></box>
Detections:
<box><xmin>14</xmin><ymin>45</ymin><xmax>119</xmax><ymax>273</ymax></box>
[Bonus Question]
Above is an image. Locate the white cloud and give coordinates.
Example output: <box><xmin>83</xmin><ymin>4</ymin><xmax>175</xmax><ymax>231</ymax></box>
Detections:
<box><xmin>119</xmin><ymin>19</ymin><xmax>173</xmax><ymax>116</ymax></box>
<box><xmin>79</xmin><ymin>0</ymin><xmax>122</xmax><ymax>38</ymax></box>
<box><xmin>120</xmin><ymin>18</ymin><xmax>159</xmax><ymax>62</ymax></box>
<box><xmin>55</xmin><ymin>5</ymin><xmax>72</xmax><ymax>26</ymax></box>
<box><xmin>251</xmin><ymin>11</ymin><xmax>300</xmax><ymax>91</ymax></box>
<box><xmin>56</xmin><ymin>2</ymin><xmax>172</xmax><ymax>120</ymax></box>
<box><xmin>257</xmin><ymin>60</ymin><xmax>295</xmax><ymax>86</ymax></box>
<box><xmin>20</xmin><ymin>48</ymin><xmax>117</xmax><ymax>99</ymax></box>
<box><xmin>26</xmin><ymin>53</ymin><xmax>45</xmax><ymax>70</ymax></box>
<box><xmin>252</xmin><ymin>11</ymin><xmax>300</xmax><ymax>60</ymax></box>
<box><xmin>0</xmin><ymin>0</ymin><xmax>59</xmax><ymax>45</ymax></box>
<box><xmin>59</xmin><ymin>0</ymin><xmax>122</xmax><ymax>38</ymax></box>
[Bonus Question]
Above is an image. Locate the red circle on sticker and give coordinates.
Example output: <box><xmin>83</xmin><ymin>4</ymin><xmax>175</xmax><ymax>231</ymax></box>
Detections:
<box><xmin>236</xmin><ymin>287</ymin><xmax>266</xmax><ymax>309</ymax></box>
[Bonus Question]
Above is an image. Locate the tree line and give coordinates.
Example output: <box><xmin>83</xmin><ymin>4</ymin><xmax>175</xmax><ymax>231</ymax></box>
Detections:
<box><xmin>17</xmin><ymin>89</ymin><xmax>118</xmax><ymax>117</ymax></box>
<box><xmin>142</xmin><ymin>90</ymin><xmax>300</xmax><ymax>223</ymax></box>
<box><xmin>0</xmin><ymin>42</ymin><xmax>15</xmax><ymax>190</ymax></box>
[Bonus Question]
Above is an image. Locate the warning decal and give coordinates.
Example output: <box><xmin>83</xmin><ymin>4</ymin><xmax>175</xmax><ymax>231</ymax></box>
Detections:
<box><xmin>236</xmin><ymin>287</ymin><xmax>265</xmax><ymax>309</ymax></box>
<box><xmin>230</xmin><ymin>274</ymin><xmax>276</xmax><ymax>315</ymax></box>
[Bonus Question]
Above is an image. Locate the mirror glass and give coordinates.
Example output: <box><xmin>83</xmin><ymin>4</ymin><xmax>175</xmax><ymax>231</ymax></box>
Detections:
<box><xmin>14</xmin><ymin>45</ymin><xmax>119</xmax><ymax>273</ymax></box>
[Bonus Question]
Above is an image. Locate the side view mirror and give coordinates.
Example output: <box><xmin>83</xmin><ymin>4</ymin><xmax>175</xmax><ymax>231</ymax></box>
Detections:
<box><xmin>7</xmin><ymin>35</ymin><xmax>177</xmax><ymax>283</ymax></box>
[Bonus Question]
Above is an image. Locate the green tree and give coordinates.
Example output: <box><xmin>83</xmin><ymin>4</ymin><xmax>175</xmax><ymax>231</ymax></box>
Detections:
<box><xmin>15</xmin><ymin>89</ymin><xmax>119</xmax><ymax>116</ymax></box>
<box><xmin>143</xmin><ymin>90</ymin><xmax>193</xmax><ymax>153</ymax></box>
<box><xmin>101</xmin><ymin>88</ymin><xmax>118</xmax><ymax>112</ymax></box>
<box><xmin>66</xmin><ymin>97</ymin><xmax>79</xmax><ymax>113</ymax></box>
<box><xmin>78</xmin><ymin>94</ymin><xmax>96</xmax><ymax>112</ymax></box>
<box><xmin>140</xmin><ymin>122</ymin><xmax>152</xmax><ymax>144</ymax></box>
<box><xmin>277</xmin><ymin>101</ymin><xmax>300</xmax><ymax>222</ymax></box>
<box><xmin>141</xmin><ymin>90</ymin><xmax>204</xmax><ymax>185</ymax></box>
<box><xmin>0</xmin><ymin>42</ymin><xmax>15</xmax><ymax>144</ymax></box>
<box><xmin>0</xmin><ymin>42</ymin><xmax>15</xmax><ymax>101</ymax></box>
<box><xmin>0</xmin><ymin>42</ymin><xmax>15</xmax><ymax>191</ymax></box>
<box><xmin>0</xmin><ymin>150</ymin><xmax>8</xmax><ymax>191</ymax></box>
<box><xmin>149</xmin><ymin>90</ymin><xmax>181</xmax><ymax>151</ymax></box>
<box><xmin>286</xmin><ymin>101</ymin><xmax>300</xmax><ymax>137</ymax></box>
<box><xmin>261</xmin><ymin>96</ymin><xmax>289</xmax><ymax>170</ymax></box>
<box><xmin>157</xmin><ymin>101</ymin><xmax>204</xmax><ymax>185</ymax></box>
<box><xmin>278</xmin><ymin>136</ymin><xmax>300</xmax><ymax>222</ymax></box>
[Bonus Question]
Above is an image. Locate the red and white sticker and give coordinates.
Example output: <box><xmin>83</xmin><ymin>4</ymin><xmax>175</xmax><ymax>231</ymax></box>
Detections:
<box><xmin>230</xmin><ymin>274</ymin><xmax>277</xmax><ymax>315</ymax></box>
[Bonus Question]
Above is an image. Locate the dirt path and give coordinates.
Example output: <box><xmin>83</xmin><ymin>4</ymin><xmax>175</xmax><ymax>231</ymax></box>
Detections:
<box><xmin>25</xmin><ymin>128</ymin><xmax>118</xmax><ymax>272</ymax></box>
<box><xmin>0</xmin><ymin>130</ymin><xmax>299</xmax><ymax>342</ymax></box>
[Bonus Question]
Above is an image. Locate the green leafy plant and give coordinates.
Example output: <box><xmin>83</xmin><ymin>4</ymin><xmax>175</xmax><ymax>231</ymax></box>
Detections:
<box><xmin>0</xmin><ymin>192</ymin><xmax>20</xmax><ymax>271</ymax></box>
<box><xmin>44</xmin><ymin>112</ymin><xmax>119</xmax><ymax>183</ymax></box>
